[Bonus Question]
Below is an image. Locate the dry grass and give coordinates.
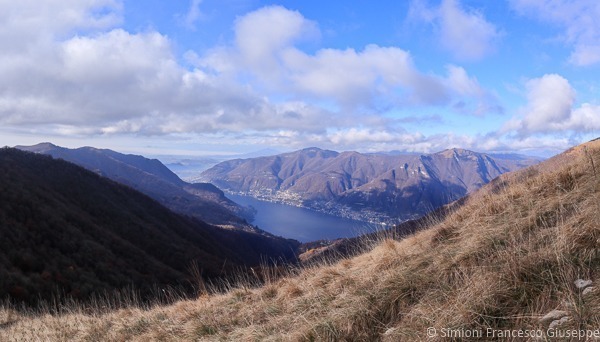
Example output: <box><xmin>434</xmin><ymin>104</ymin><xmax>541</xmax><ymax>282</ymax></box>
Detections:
<box><xmin>2</xmin><ymin>140</ymin><xmax>600</xmax><ymax>341</ymax></box>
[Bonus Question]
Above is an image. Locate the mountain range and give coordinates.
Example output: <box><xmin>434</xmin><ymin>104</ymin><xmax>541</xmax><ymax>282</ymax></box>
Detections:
<box><xmin>5</xmin><ymin>139</ymin><xmax>597</xmax><ymax>340</ymax></box>
<box><xmin>200</xmin><ymin>147</ymin><xmax>542</xmax><ymax>222</ymax></box>
<box><xmin>0</xmin><ymin>142</ymin><xmax>542</xmax><ymax>305</ymax></box>
<box><xmin>16</xmin><ymin>143</ymin><xmax>255</xmax><ymax>230</ymax></box>
<box><xmin>0</xmin><ymin>148</ymin><xmax>299</xmax><ymax>305</ymax></box>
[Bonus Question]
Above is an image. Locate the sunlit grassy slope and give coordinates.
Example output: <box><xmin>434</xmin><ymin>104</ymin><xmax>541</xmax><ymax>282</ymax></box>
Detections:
<box><xmin>1</xmin><ymin>139</ymin><xmax>599</xmax><ymax>341</ymax></box>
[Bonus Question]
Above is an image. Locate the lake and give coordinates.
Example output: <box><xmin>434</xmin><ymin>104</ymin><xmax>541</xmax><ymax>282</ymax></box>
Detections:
<box><xmin>226</xmin><ymin>194</ymin><xmax>379</xmax><ymax>242</ymax></box>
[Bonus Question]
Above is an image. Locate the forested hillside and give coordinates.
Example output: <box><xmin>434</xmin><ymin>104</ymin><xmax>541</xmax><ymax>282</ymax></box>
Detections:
<box><xmin>0</xmin><ymin>148</ymin><xmax>299</xmax><ymax>305</ymax></box>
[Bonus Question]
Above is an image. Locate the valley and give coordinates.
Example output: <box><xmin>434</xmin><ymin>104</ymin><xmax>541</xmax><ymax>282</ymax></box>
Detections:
<box><xmin>15</xmin><ymin>143</ymin><xmax>541</xmax><ymax>242</ymax></box>
<box><xmin>3</xmin><ymin>137</ymin><xmax>597</xmax><ymax>341</ymax></box>
<box><xmin>0</xmin><ymin>142</ymin><xmax>543</xmax><ymax>307</ymax></box>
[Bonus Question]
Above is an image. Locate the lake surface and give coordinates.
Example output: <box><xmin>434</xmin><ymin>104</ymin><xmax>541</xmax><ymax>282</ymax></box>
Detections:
<box><xmin>226</xmin><ymin>194</ymin><xmax>379</xmax><ymax>242</ymax></box>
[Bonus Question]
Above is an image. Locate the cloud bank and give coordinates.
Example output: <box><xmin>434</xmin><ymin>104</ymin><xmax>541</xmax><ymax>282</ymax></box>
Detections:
<box><xmin>1</xmin><ymin>1</ymin><xmax>594</xmax><ymax>155</ymax></box>
<box><xmin>0</xmin><ymin>1</ymin><xmax>504</xmax><ymax>153</ymax></box>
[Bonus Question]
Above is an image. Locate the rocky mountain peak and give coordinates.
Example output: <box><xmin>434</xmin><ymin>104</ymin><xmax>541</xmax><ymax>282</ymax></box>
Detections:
<box><xmin>438</xmin><ymin>148</ymin><xmax>479</xmax><ymax>158</ymax></box>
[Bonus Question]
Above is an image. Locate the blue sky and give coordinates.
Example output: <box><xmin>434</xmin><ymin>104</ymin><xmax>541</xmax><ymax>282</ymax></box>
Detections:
<box><xmin>1</xmin><ymin>0</ymin><xmax>599</xmax><ymax>156</ymax></box>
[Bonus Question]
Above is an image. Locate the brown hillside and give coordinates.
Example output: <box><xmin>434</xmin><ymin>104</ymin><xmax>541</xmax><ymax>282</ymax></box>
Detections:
<box><xmin>1</xmin><ymin>139</ymin><xmax>599</xmax><ymax>341</ymax></box>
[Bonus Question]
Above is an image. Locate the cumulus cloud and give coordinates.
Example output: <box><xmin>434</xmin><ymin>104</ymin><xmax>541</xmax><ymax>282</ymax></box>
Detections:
<box><xmin>199</xmin><ymin>5</ymin><xmax>498</xmax><ymax>113</ymax></box>
<box><xmin>510</xmin><ymin>0</ymin><xmax>600</xmax><ymax>66</ymax></box>
<box><xmin>281</xmin><ymin>45</ymin><xmax>448</xmax><ymax>107</ymax></box>
<box><xmin>502</xmin><ymin>74</ymin><xmax>600</xmax><ymax>135</ymax></box>
<box><xmin>0</xmin><ymin>1</ymin><xmax>504</xmax><ymax>153</ymax></box>
<box><xmin>233</xmin><ymin>5</ymin><xmax>320</xmax><ymax>81</ymax></box>
<box><xmin>230</xmin><ymin>5</ymin><xmax>411</xmax><ymax>107</ymax></box>
<box><xmin>0</xmin><ymin>2</ymin><xmax>344</xmax><ymax>138</ymax></box>
<box><xmin>520</xmin><ymin>74</ymin><xmax>575</xmax><ymax>132</ymax></box>
<box><xmin>409</xmin><ymin>0</ymin><xmax>501</xmax><ymax>61</ymax></box>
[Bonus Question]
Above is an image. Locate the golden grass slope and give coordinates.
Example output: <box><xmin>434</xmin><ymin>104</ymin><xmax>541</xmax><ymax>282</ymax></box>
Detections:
<box><xmin>2</xmin><ymin>139</ymin><xmax>600</xmax><ymax>341</ymax></box>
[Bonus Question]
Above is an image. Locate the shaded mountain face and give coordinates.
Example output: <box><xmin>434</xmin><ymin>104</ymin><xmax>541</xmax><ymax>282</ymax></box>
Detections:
<box><xmin>16</xmin><ymin>143</ymin><xmax>254</xmax><ymax>229</ymax></box>
<box><xmin>0</xmin><ymin>148</ymin><xmax>299</xmax><ymax>305</ymax></box>
<box><xmin>201</xmin><ymin>147</ymin><xmax>542</xmax><ymax>222</ymax></box>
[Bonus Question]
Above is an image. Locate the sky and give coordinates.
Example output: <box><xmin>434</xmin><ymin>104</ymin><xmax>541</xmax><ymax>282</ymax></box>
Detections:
<box><xmin>1</xmin><ymin>0</ymin><xmax>599</xmax><ymax>157</ymax></box>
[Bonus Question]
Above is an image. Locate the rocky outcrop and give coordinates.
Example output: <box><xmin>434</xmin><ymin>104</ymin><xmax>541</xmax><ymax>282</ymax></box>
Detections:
<box><xmin>540</xmin><ymin>279</ymin><xmax>595</xmax><ymax>329</ymax></box>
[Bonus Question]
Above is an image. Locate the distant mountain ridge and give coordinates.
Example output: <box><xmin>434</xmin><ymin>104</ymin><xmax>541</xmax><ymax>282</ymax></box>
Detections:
<box><xmin>200</xmin><ymin>147</ymin><xmax>542</xmax><ymax>222</ymax></box>
<box><xmin>16</xmin><ymin>143</ymin><xmax>255</xmax><ymax>230</ymax></box>
<box><xmin>163</xmin><ymin>148</ymin><xmax>285</xmax><ymax>182</ymax></box>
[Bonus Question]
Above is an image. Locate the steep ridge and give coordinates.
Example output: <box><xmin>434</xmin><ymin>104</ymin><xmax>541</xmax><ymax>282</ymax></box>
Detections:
<box><xmin>16</xmin><ymin>143</ymin><xmax>254</xmax><ymax>229</ymax></box>
<box><xmin>0</xmin><ymin>148</ymin><xmax>299</xmax><ymax>305</ymax></box>
<box><xmin>3</xmin><ymin>140</ymin><xmax>596</xmax><ymax>341</ymax></box>
<box><xmin>201</xmin><ymin>147</ymin><xmax>542</xmax><ymax>222</ymax></box>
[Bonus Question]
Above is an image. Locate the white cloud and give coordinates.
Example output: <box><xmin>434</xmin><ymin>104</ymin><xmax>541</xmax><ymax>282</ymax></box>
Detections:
<box><xmin>278</xmin><ymin>127</ymin><xmax>480</xmax><ymax>154</ymax></box>
<box><xmin>197</xmin><ymin>5</ymin><xmax>499</xmax><ymax>113</ymax></box>
<box><xmin>521</xmin><ymin>74</ymin><xmax>575</xmax><ymax>131</ymax></box>
<box><xmin>477</xmin><ymin>134</ymin><xmax>573</xmax><ymax>155</ymax></box>
<box><xmin>510</xmin><ymin>0</ymin><xmax>600</xmax><ymax>66</ymax></box>
<box><xmin>502</xmin><ymin>74</ymin><xmax>600</xmax><ymax>135</ymax></box>
<box><xmin>444</xmin><ymin>65</ymin><xmax>485</xmax><ymax>97</ymax></box>
<box><xmin>438</xmin><ymin>0</ymin><xmax>500</xmax><ymax>60</ymax></box>
<box><xmin>570</xmin><ymin>45</ymin><xmax>600</xmax><ymax>66</ymax></box>
<box><xmin>234</xmin><ymin>5</ymin><xmax>320</xmax><ymax>81</ymax></box>
<box><xmin>280</xmin><ymin>45</ymin><xmax>448</xmax><ymax>107</ymax></box>
<box><xmin>570</xmin><ymin>104</ymin><xmax>600</xmax><ymax>131</ymax></box>
<box><xmin>409</xmin><ymin>0</ymin><xmax>501</xmax><ymax>61</ymax></box>
<box><xmin>443</xmin><ymin>65</ymin><xmax>501</xmax><ymax>115</ymax></box>
<box><xmin>0</xmin><ymin>17</ymin><xmax>337</xmax><ymax>136</ymax></box>
<box><xmin>328</xmin><ymin>128</ymin><xmax>400</xmax><ymax>145</ymax></box>
<box><xmin>2</xmin><ymin>29</ymin><xmax>180</xmax><ymax>125</ymax></box>
<box><xmin>0</xmin><ymin>0</ymin><xmax>122</xmax><ymax>45</ymax></box>
<box><xmin>182</xmin><ymin>0</ymin><xmax>203</xmax><ymax>30</ymax></box>
<box><xmin>0</xmin><ymin>2</ymin><xmax>505</xmax><ymax>154</ymax></box>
